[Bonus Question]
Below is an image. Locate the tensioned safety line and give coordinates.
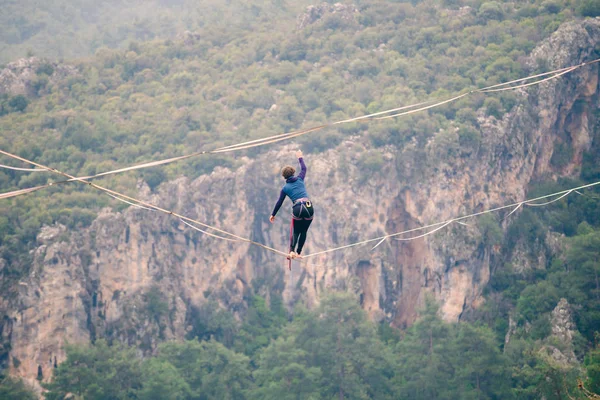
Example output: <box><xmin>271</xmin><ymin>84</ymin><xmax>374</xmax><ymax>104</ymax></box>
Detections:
<box><xmin>0</xmin><ymin>149</ymin><xmax>288</xmax><ymax>258</ymax></box>
<box><xmin>525</xmin><ymin>190</ymin><xmax>573</xmax><ymax>207</ymax></box>
<box><xmin>576</xmin><ymin>190</ymin><xmax>600</xmax><ymax>200</ymax></box>
<box><xmin>2</xmin><ymin>58</ymin><xmax>598</xmax><ymax>192</ymax></box>
<box><xmin>0</xmin><ymin>163</ymin><xmax>46</xmax><ymax>172</ymax></box>
<box><xmin>0</xmin><ymin>174</ymin><xmax>74</xmax><ymax>200</ymax></box>
<box><xmin>479</xmin><ymin>66</ymin><xmax>579</xmax><ymax>93</ymax></box>
<box><xmin>178</xmin><ymin>218</ymin><xmax>239</xmax><ymax>242</ymax></box>
<box><xmin>106</xmin><ymin>193</ymin><xmax>156</xmax><ymax>212</ymax></box>
<box><xmin>371</xmin><ymin>220</ymin><xmax>455</xmax><ymax>250</ymax></box>
<box><xmin>0</xmin><ymin>186</ymin><xmax>47</xmax><ymax>199</ymax></box>
<box><xmin>303</xmin><ymin>180</ymin><xmax>600</xmax><ymax>258</ymax></box>
<box><xmin>1</xmin><ymin>148</ymin><xmax>599</xmax><ymax>261</ymax></box>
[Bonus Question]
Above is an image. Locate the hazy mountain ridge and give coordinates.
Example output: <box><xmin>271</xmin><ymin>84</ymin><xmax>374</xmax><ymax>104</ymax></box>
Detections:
<box><xmin>0</xmin><ymin>0</ymin><xmax>307</xmax><ymax>64</ymax></box>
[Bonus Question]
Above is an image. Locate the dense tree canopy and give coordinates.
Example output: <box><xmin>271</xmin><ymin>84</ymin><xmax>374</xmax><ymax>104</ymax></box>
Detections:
<box><xmin>29</xmin><ymin>291</ymin><xmax>599</xmax><ymax>398</ymax></box>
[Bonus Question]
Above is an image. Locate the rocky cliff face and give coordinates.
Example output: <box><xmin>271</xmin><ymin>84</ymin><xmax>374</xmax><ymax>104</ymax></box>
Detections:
<box><xmin>2</xmin><ymin>19</ymin><xmax>600</xmax><ymax>387</ymax></box>
<box><xmin>543</xmin><ymin>298</ymin><xmax>578</xmax><ymax>366</ymax></box>
<box><xmin>296</xmin><ymin>3</ymin><xmax>359</xmax><ymax>30</ymax></box>
<box><xmin>0</xmin><ymin>57</ymin><xmax>78</xmax><ymax>97</ymax></box>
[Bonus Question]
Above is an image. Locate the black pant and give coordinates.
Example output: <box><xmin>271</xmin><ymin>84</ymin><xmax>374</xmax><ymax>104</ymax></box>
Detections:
<box><xmin>290</xmin><ymin>202</ymin><xmax>314</xmax><ymax>255</ymax></box>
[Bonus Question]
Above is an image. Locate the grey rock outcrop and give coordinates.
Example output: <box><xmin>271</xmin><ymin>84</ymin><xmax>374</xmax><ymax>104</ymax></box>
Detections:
<box><xmin>551</xmin><ymin>299</ymin><xmax>576</xmax><ymax>343</ymax></box>
<box><xmin>538</xmin><ymin>298</ymin><xmax>579</xmax><ymax>368</ymax></box>
<box><xmin>176</xmin><ymin>31</ymin><xmax>202</xmax><ymax>46</ymax></box>
<box><xmin>297</xmin><ymin>3</ymin><xmax>359</xmax><ymax>30</ymax></box>
<box><xmin>0</xmin><ymin>57</ymin><xmax>78</xmax><ymax>97</ymax></box>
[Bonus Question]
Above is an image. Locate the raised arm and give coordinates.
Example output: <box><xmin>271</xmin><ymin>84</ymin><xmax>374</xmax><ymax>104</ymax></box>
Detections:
<box><xmin>297</xmin><ymin>150</ymin><xmax>306</xmax><ymax>180</ymax></box>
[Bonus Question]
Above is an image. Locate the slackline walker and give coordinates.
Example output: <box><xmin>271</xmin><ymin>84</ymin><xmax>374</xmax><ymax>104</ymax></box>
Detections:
<box><xmin>269</xmin><ymin>149</ymin><xmax>314</xmax><ymax>265</ymax></box>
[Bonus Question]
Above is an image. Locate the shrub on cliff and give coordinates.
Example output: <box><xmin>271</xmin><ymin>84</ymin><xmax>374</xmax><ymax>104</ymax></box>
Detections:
<box><xmin>0</xmin><ymin>377</ymin><xmax>36</xmax><ymax>400</ymax></box>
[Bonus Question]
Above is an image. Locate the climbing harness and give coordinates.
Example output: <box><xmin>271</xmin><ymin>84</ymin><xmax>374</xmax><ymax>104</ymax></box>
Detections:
<box><xmin>292</xmin><ymin>198</ymin><xmax>313</xmax><ymax>221</ymax></box>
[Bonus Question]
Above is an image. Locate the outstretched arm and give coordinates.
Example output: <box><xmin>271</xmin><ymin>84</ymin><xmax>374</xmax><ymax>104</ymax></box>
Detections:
<box><xmin>271</xmin><ymin>190</ymin><xmax>286</xmax><ymax>220</ymax></box>
<box><xmin>297</xmin><ymin>150</ymin><xmax>306</xmax><ymax>180</ymax></box>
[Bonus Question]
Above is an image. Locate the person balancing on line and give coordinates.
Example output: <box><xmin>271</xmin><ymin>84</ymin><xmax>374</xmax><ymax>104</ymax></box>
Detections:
<box><xmin>269</xmin><ymin>150</ymin><xmax>314</xmax><ymax>260</ymax></box>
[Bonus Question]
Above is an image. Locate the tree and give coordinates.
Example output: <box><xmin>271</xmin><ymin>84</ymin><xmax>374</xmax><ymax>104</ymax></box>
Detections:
<box><xmin>478</xmin><ymin>2</ymin><xmax>505</xmax><ymax>21</ymax></box>
<box><xmin>292</xmin><ymin>292</ymin><xmax>396</xmax><ymax>400</ymax></box>
<box><xmin>186</xmin><ymin>300</ymin><xmax>238</xmax><ymax>347</ymax></box>
<box><xmin>395</xmin><ymin>297</ymin><xmax>513</xmax><ymax>399</ymax></box>
<box><xmin>137</xmin><ymin>359</ymin><xmax>190</xmax><ymax>400</ymax></box>
<box><xmin>156</xmin><ymin>340</ymin><xmax>253</xmax><ymax>399</ymax></box>
<box><xmin>585</xmin><ymin>341</ymin><xmax>600</xmax><ymax>395</ymax></box>
<box><xmin>250</xmin><ymin>337</ymin><xmax>322</xmax><ymax>400</ymax></box>
<box><xmin>197</xmin><ymin>340</ymin><xmax>253</xmax><ymax>400</ymax></box>
<box><xmin>8</xmin><ymin>95</ymin><xmax>28</xmax><ymax>112</ymax></box>
<box><xmin>395</xmin><ymin>298</ymin><xmax>456</xmax><ymax>399</ymax></box>
<box><xmin>0</xmin><ymin>376</ymin><xmax>37</xmax><ymax>400</ymax></box>
<box><xmin>452</xmin><ymin>324</ymin><xmax>512</xmax><ymax>399</ymax></box>
<box><xmin>516</xmin><ymin>281</ymin><xmax>560</xmax><ymax>323</ymax></box>
<box><xmin>578</xmin><ymin>0</ymin><xmax>600</xmax><ymax>17</ymax></box>
<box><xmin>43</xmin><ymin>340</ymin><xmax>142</xmax><ymax>400</ymax></box>
<box><xmin>565</xmin><ymin>231</ymin><xmax>600</xmax><ymax>340</ymax></box>
<box><xmin>234</xmin><ymin>295</ymin><xmax>286</xmax><ymax>356</ymax></box>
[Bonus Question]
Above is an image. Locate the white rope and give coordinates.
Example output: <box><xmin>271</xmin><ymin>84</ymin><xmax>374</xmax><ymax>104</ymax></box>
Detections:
<box><xmin>106</xmin><ymin>193</ymin><xmax>156</xmax><ymax>212</ymax></box>
<box><xmin>0</xmin><ymin>164</ymin><xmax>47</xmax><ymax>172</ymax></box>
<box><xmin>210</xmin><ymin>125</ymin><xmax>326</xmax><ymax>153</ymax></box>
<box><xmin>475</xmin><ymin>65</ymin><xmax>575</xmax><ymax>91</ymax></box>
<box><xmin>574</xmin><ymin>190</ymin><xmax>600</xmax><ymax>199</ymax></box>
<box><xmin>393</xmin><ymin>220</ymin><xmax>454</xmax><ymax>242</ymax></box>
<box><xmin>370</xmin><ymin>236</ymin><xmax>389</xmax><ymax>251</ymax></box>
<box><xmin>212</xmin><ymin>125</ymin><xmax>328</xmax><ymax>151</ymax></box>
<box><xmin>0</xmin><ymin>185</ymin><xmax>47</xmax><ymax>199</ymax></box>
<box><xmin>332</xmin><ymin>100</ymin><xmax>433</xmax><ymax>124</ymax></box>
<box><xmin>179</xmin><ymin>218</ymin><xmax>239</xmax><ymax>242</ymax></box>
<box><xmin>304</xmin><ymin>180</ymin><xmax>600</xmax><ymax>258</ymax></box>
<box><xmin>524</xmin><ymin>190</ymin><xmax>572</xmax><ymax>207</ymax></box>
<box><xmin>0</xmin><ymin>149</ymin><xmax>289</xmax><ymax>258</ymax></box>
<box><xmin>503</xmin><ymin>203</ymin><xmax>523</xmax><ymax>220</ymax></box>
<box><xmin>371</xmin><ymin>220</ymin><xmax>455</xmax><ymax>250</ymax></box>
<box><xmin>375</xmin><ymin>92</ymin><xmax>471</xmax><ymax>120</ymax></box>
<box><xmin>2</xmin><ymin>148</ymin><xmax>600</xmax><ymax>262</ymax></box>
<box><xmin>84</xmin><ymin>154</ymin><xmax>203</xmax><ymax>180</ymax></box>
<box><xmin>478</xmin><ymin>67</ymin><xmax>579</xmax><ymax>93</ymax></box>
<box><xmin>6</xmin><ymin>58</ymin><xmax>596</xmax><ymax>187</ymax></box>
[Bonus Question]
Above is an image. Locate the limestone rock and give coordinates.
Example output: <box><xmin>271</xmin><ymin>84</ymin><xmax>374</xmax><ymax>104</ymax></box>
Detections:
<box><xmin>177</xmin><ymin>31</ymin><xmax>202</xmax><ymax>46</ymax></box>
<box><xmin>0</xmin><ymin>57</ymin><xmax>78</xmax><ymax>97</ymax></box>
<box><xmin>538</xmin><ymin>298</ymin><xmax>578</xmax><ymax>368</ymax></box>
<box><xmin>551</xmin><ymin>298</ymin><xmax>576</xmax><ymax>346</ymax></box>
<box><xmin>297</xmin><ymin>3</ymin><xmax>359</xmax><ymax>30</ymax></box>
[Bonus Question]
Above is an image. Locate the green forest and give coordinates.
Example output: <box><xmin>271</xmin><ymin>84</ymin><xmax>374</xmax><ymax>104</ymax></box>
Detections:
<box><xmin>1</xmin><ymin>0</ymin><xmax>600</xmax><ymax>398</ymax></box>
<box><xmin>2</xmin><ymin>290</ymin><xmax>599</xmax><ymax>399</ymax></box>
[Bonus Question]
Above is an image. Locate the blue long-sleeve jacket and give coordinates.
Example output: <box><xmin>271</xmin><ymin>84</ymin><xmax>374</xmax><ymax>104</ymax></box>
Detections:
<box><xmin>271</xmin><ymin>157</ymin><xmax>309</xmax><ymax>217</ymax></box>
